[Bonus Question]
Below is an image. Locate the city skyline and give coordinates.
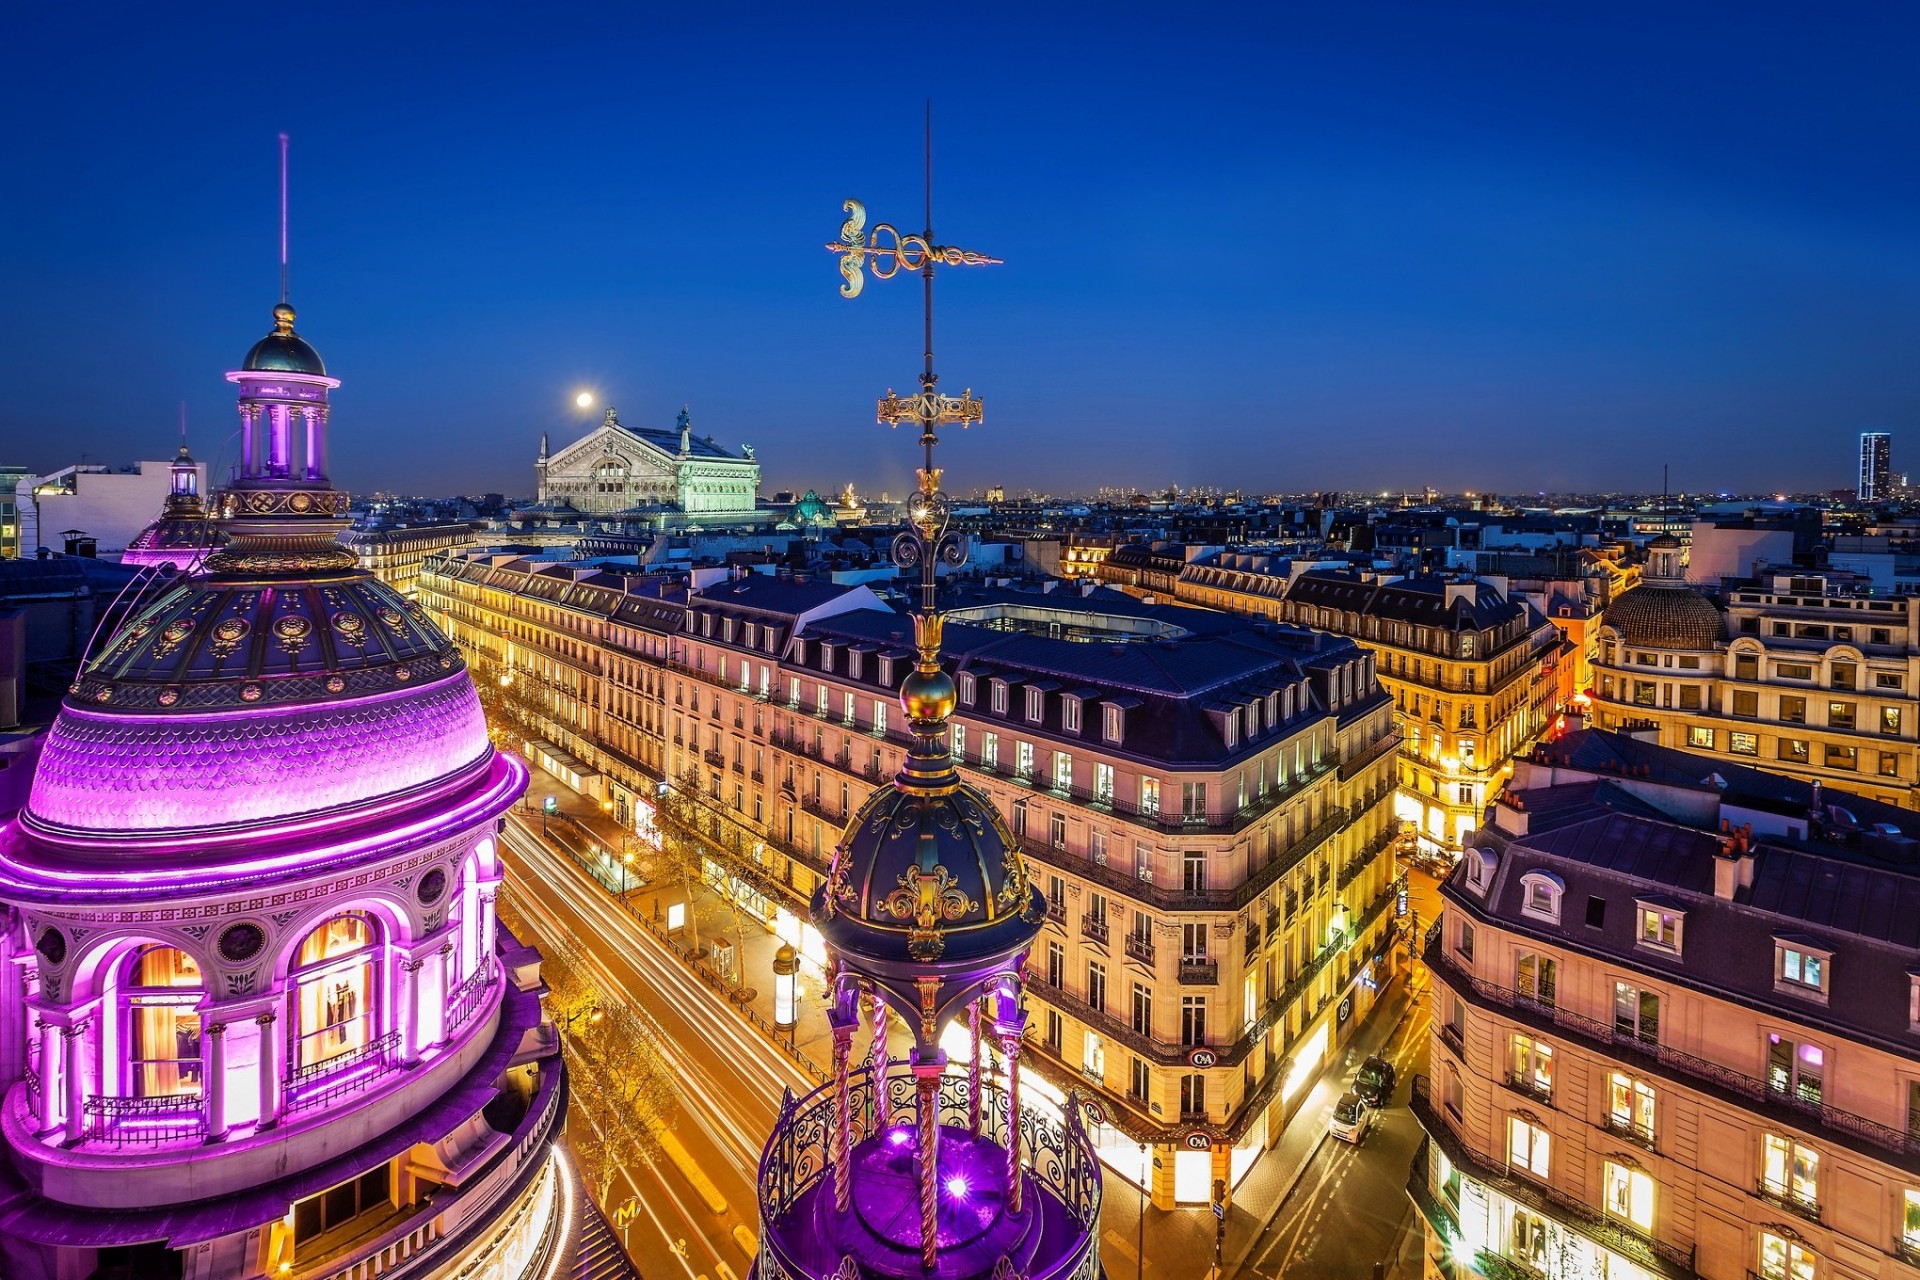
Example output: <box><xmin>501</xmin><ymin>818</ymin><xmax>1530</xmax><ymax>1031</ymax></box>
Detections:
<box><xmin>4</xmin><ymin>4</ymin><xmax>1918</xmax><ymax>498</ymax></box>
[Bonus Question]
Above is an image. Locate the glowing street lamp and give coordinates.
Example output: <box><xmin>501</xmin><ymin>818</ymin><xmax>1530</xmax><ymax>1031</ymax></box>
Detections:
<box><xmin>772</xmin><ymin>943</ymin><xmax>799</xmax><ymax>1039</ymax></box>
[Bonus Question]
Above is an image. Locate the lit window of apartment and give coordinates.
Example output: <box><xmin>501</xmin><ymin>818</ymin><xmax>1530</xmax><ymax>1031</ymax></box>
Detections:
<box><xmin>1129</xmin><ymin>1056</ymin><xmax>1150</xmax><ymax>1103</ymax></box>
<box><xmin>1761</xmin><ymin>1133</ymin><xmax>1820</xmax><ymax>1213</ymax></box>
<box><xmin>1063</xmin><ymin>697</ymin><xmax>1082</xmax><ymax>733</ymax></box>
<box><xmin>1731</xmin><ymin>732</ymin><xmax>1759</xmax><ymax>756</ymax></box>
<box><xmin>1507</xmin><ymin>1115</ymin><xmax>1550</xmax><ymax>1177</ymax></box>
<box><xmin>1901</xmin><ymin>1190</ymin><xmax>1920</xmax><ymax>1260</ymax></box>
<box><xmin>1689</xmin><ymin>726</ymin><xmax>1715</xmax><ymax>750</ymax></box>
<box><xmin>1506</xmin><ymin>1034</ymin><xmax>1553</xmax><ymax>1102</ymax></box>
<box><xmin>1766</xmin><ymin>1034</ymin><xmax>1824</xmax><ymax>1107</ymax></box>
<box><xmin>1614</xmin><ymin>981</ymin><xmax>1659</xmax><ymax>1044</ymax></box>
<box><xmin>1635</xmin><ymin>900</ymin><xmax>1684</xmax><ymax>955</ymax></box>
<box><xmin>1775</xmin><ymin>938</ymin><xmax>1830</xmax><ymax>999</ymax></box>
<box><xmin>950</xmin><ymin>723</ymin><xmax>966</xmax><ymax>762</ymax></box>
<box><xmin>1130</xmin><ymin>983</ymin><xmax>1152</xmax><ymax>1036</ymax></box>
<box><xmin>981</xmin><ymin>733</ymin><xmax>998</xmax><ymax>770</ymax></box>
<box><xmin>1759</xmin><ymin>1232</ymin><xmax>1816</xmax><ymax>1280</ymax></box>
<box><xmin>1516</xmin><ymin>952</ymin><xmax>1556</xmax><ymax>1008</ymax></box>
<box><xmin>1134</xmin><ymin>842</ymin><xmax>1154</xmax><ymax>884</ymax></box>
<box><xmin>991</xmin><ymin>681</ymin><xmax>1008</xmax><ymax>715</ymax></box>
<box><xmin>1094</xmin><ymin>763</ymin><xmax>1114</xmax><ymax>805</ymax></box>
<box><xmin>1519</xmin><ymin>871</ymin><xmax>1564</xmax><ymax>923</ymax></box>
<box><xmin>1608</xmin><ymin>1072</ymin><xmax>1656</xmax><ymax>1146</ymax></box>
<box><xmin>1602</xmin><ymin>1160</ymin><xmax>1655</xmax><ymax>1232</ymax></box>
<box><xmin>1049</xmin><ymin>812</ymin><xmax>1067</xmax><ymax>850</ymax></box>
<box><xmin>872</xmin><ymin>699</ymin><xmax>887</xmax><ymax>736</ymax></box>
<box><xmin>1780</xmin><ymin>739</ymin><xmax>1810</xmax><ymax>766</ymax></box>
<box><xmin>1140</xmin><ymin>777</ymin><xmax>1160</xmax><ymax>817</ymax></box>
<box><xmin>1053</xmin><ymin>751</ymin><xmax>1073</xmax><ymax>794</ymax></box>
<box><xmin>1016</xmin><ymin>740</ymin><xmax>1035</xmax><ymax>778</ymax></box>
<box><xmin>1082</xmin><ymin>1030</ymin><xmax>1104</xmax><ymax>1079</ymax></box>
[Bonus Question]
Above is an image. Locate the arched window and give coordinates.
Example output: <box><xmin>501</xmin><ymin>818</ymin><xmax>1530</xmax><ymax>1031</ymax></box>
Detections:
<box><xmin>125</xmin><ymin>947</ymin><xmax>203</xmax><ymax>1099</ymax></box>
<box><xmin>291</xmin><ymin>914</ymin><xmax>381</xmax><ymax>1071</ymax></box>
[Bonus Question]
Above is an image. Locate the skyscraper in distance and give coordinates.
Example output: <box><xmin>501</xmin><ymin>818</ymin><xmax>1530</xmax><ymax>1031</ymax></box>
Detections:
<box><xmin>1859</xmin><ymin>430</ymin><xmax>1891</xmax><ymax>502</ymax></box>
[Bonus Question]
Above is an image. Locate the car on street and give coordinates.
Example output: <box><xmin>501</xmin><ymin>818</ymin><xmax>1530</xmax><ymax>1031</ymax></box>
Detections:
<box><xmin>1330</xmin><ymin>1091</ymin><xmax>1373</xmax><ymax>1144</ymax></box>
<box><xmin>1355</xmin><ymin>1054</ymin><xmax>1397</xmax><ymax>1106</ymax></box>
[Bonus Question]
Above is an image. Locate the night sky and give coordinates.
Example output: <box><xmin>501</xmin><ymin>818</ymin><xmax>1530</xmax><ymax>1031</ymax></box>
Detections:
<box><xmin>4</xmin><ymin>2</ymin><xmax>1917</xmax><ymax>500</ymax></box>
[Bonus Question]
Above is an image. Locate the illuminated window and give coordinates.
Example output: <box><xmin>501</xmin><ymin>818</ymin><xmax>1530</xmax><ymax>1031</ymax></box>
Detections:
<box><xmin>1635</xmin><ymin>901</ymin><xmax>1683</xmax><ymax>954</ymax></box>
<box><xmin>124</xmin><ymin>946</ymin><xmax>203</xmax><ymax>1099</ymax></box>
<box><xmin>1603</xmin><ymin>1160</ymin><xmax>1655</xmax><ymax>1231</ymax></box>
<box><xmin>1519</xmin><ymin>872</ymin><xmax>1564</xmax><ymax>923</ymax></box>
<box><xmin>1608</xmin><ymin>1072</ymin><xmax>1656</xmax><ymax>1145</ymax></box>
<box><xmin>1507</xmin><ymin>1115</ymin><xmax>1550</xmax><ymax>1177</ymax></box>
<box><xmin>291</xmin><ymin>913</ymin><xmax>380</xmax><ymax>1071</ymax></box>
<box><xmin>1507</xmin><ymin>1034</ymin><xmax>1554</xmax><ymax>1102</ymax></box>
<box><xmin>1776</xmin><ymin>940</ymin><xmax>1829</xmax><ymax>997</ymax></box>
<box><xmin>1766</xmin><ymin>1035</ymin><xmax>1823</xmax><ymax>1107</ymax></box>
<box><xmin>1902</xmin><ymin>1190</ymin><xmax>1920</xmax><ymax>1255</ymax></box>
<box><xmin>1762</xmin><ymin>1133</ymin><xmax>1820</xmax><ymax>1211</ymax></box>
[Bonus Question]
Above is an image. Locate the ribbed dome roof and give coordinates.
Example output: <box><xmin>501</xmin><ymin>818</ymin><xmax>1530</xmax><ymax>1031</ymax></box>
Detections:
<box><xmin>26</xmin><ymin>571</ymin><xmax>488</xmax><ymax>836</ymax></box>
<box><xmin>241</xmin><ymin>302</ymin><xmax>327</xmax><ymax>374</ymax></box>
<box><xmin>816</xmin><ymin>778</ymin><xmax>1043</xmax><ymax>969</ymax></box>
<box><xmin>1606</xmin><ymin>584</ymin><xmax>1724</xmax><ymax>651</ymax></box>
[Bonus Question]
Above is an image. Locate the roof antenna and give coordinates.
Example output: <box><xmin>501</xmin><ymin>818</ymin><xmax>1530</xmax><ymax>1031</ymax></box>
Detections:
<box><xmin>179</xmin><ymin>399</ymin><xmax>188</xmax><ymax>444</ymax></box>
<box><xmin>279</xmin><ymin>131</ymin><xmax>290</xmax><ymax>304</ymax></box>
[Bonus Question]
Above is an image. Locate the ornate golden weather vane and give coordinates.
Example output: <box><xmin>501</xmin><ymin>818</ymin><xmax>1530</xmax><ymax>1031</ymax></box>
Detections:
<box><xmin>827</xmin><ymin>107</ymin><xmax>998</xmax><ymax>634</ymax></box>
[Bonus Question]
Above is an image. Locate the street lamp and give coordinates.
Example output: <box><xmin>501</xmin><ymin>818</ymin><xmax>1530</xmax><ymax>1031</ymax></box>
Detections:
<box><xmin>772</xmin><ymin>944</ymin><xmax>799</xmax><ymax>1040</ymax></box>
<box><xmin>542</xmin><ymin>794</ymin><xmax>558</xmax><ymax>836</ymax></box>
<box><xmin>1136</xmin><ymin>1142</ymin><xmax>1148</xmax><ymax>1280</ymax></box>
<box><xmin>560</xmin><ymin>1003</ymin><xmax>602</xmax><ymax>1042</ymax></box>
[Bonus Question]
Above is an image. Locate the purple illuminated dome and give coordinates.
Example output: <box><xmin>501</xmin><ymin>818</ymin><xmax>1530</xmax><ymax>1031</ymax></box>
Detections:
<box><xmin>0</xmin><ymin>300</ymin><xmax>573</xmax><ymax>1280</ymax></box>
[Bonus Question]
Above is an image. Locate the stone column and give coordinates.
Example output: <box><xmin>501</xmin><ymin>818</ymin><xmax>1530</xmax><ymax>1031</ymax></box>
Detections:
<box><xmin>913</xmin><ymin>1056</ymin><xmax>942</xmax><ymax>1271</ymax></box>
<box><xmin>479</xmin><ymin>890</ymin><xmax>498</xmax><ymax>960</ymax></box>
<box><xmin>426</xmin><ymin>942</ymin><xmax>452</xmax><ymax>1052</ymax></box>
<box><xmin>1001</xmin><ymin>1032</ymin><xmax>1023</xmax><ymax>1215</ymax></box>
<box><xmin>204</xmin><ymin>1022</ymin><xmax>229</xmax><ymax>1142</ymax></box>
<box><xmin>61</xmin><ymin>1021</ymin><xmax>86</xmax><ymax>1146</ymax></box>
<box><xmin>256</xmin><ymin>1011</ymin><xmax>282</xmax><ymax>1130</ymax></box>
<box><xmin>35</xmin><ymin>1018</ymin><xmax>57</xmax><ymax>1131</ymax></box>
<box><xmin>397</xmin><ymin>960</ymin><xmax>423</xmax><ymax>1067</ymax></box>
<box><xmin>831</xmin><ymin>1020</ymin><xmax>855</xmax><ymax>1215</ymax></box>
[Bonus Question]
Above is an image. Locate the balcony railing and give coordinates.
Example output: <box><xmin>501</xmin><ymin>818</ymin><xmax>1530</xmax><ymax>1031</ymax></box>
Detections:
<box><xmin>1178</xmin><ymin>958</ymin><xmax>1219</xmax><ymax>986</ymax></box>
<box><xmin>1081</xmin><ymin>917</ymin><xmax>1110</xmax><ymax>945</ymax></box>
<box><xmin>1426</xmin><ymin>936</ymin><xmax>1920</xmax><ymax>1172</ymax></box>
<box><xmin>1046</xmin><ymin>900</ymin><xmax>1066</xmax><ymax>925</ymax></box>
<box><xmin>284</xmin><ymin>1031</ymin><xmax>403</xmax><ymax>1115</ymax></box>
<box><xmin>1756</xmin><ymin>1179</ymin><xmax>1822</xmax><ymax>1222</ymax></box>
<box><xmin>1502</xmin><ymin>1071</ymin><xmax>1554</xmax><ymax>1106</ymax></box>
<box><xmin>82</xmin><ymin>1093</ymin><xmax>207</xmax><ymax>1146</ymax></box>
<box><xmin>1602</xmin><ymin>1114</ymin><xmax>1656</xmax><ymax>1151</ymax></box>
<box><xmin>1410</xmin><ymin>1075</ymin><xmax>1696</xmax><ymax>1280</ymax></box>
<box><xmin>1124</xmin><ymin>936</ymin><xmax>1156</xmax><ymax>966</ymax></box>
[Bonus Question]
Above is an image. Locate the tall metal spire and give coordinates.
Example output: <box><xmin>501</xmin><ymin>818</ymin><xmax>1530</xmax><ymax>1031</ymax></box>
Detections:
<box><xmin>279</xmin><ymin>132</ymin><xmax>291</xmax><ymax>305</ymax></box>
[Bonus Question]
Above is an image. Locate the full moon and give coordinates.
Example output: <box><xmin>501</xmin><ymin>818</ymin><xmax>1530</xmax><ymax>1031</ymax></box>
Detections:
<box><xmin>574</xmin><ymin>391</ymin><xmax>594</xmax><ymax>409</ymax></box>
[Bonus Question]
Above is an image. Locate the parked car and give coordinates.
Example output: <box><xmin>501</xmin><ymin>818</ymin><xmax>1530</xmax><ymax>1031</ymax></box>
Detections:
<box><xmin>1355</xmin><ymin>1054</ymin><xmax>1397</xmax><ymax>1106</ymax></box>
<box><xmin>1330</xmin><ymin>1091</ymin><xmax>1373</xmax><ymax>1144</ymax></box>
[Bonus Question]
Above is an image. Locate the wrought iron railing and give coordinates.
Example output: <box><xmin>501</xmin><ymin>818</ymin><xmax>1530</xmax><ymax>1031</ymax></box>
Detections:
<box><xmin>1178</xmin><ymin>958</ymin><xmax>1219</xmax><ymax>986</ymax></box>
<box><xmin>1602</xmin><ymin>1113</ymin><xmax>1656</xmax><ymax>1151</ymax></box>
<box><xmin>1756</xmin><ymin>1178</ymin><xmax>1822</xmax><ymax>1222</ymax></box>
<box><xmin>756</xmin><ymin>1064</ymin><xmax>1101</xmax><ymax>1280</ymax></box>
<box><xmin>1124</xmin><ymin>935</ymin><xmax>1156</xmax><ymax>966</ymax></box>
<box><xmin>447</xmin><ymin>960</ymin><xmax>498</xmax><ymax>1037</ymax></box>
<box><xmin>284</xmin><ymin>1031</ymin><xmax>402</xmax><ymax>1114</ymax></box>
<box><xmin>83</xmin><ymin>1093</ymin><xmax>207</xmax><ymax>1146</ymax></box>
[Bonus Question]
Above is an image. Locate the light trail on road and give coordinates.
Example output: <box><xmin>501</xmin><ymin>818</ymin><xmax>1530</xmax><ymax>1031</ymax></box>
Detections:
<box><xmin>501</xmin><ymin>814</ymin><xmax>817</xmax><ymax>1277</ymax></box>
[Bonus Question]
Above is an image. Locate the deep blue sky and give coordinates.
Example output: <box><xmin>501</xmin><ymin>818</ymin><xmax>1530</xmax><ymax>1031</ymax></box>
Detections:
<box><xmin>4</xmin><ymin>3</ymin><xmax>1918</xmax><ymax>499</ymax></box>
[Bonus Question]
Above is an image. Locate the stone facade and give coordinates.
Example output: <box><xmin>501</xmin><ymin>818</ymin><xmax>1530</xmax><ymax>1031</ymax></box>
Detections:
<box><xmin>535</xmin><ymin>408</ymin><xmax>758</xmax><ymax>519</ymax></box>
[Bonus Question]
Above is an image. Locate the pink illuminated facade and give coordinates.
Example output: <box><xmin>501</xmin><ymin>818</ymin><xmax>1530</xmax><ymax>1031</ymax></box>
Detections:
<box><xmin>119</xmin><ymin>445</ymin><xmax>224</xmax><ymax>573</ymax></box>
<box><xmin>0</xmin><ymin>302</ymin><xmax>575</xmax><ymax>1280</ymax></box>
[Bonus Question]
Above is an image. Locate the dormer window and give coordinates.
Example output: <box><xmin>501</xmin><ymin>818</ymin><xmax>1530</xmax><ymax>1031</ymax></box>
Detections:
<box><xmin>1103</xmin><ymin>704</ymin><xmax>1125</xmax><ymax>745</ymax></box>
<box><xmin>723</xmin><ymin>618</ymin><xmax>735</xmax><ymax>643</ymax></box>
<box><xmin>991</xmin><ymin>681</ymin><xmax>1009</xmax><ymax>715</ymax></box>
<box><xmin>849</xmin><ymin>651</ymin><xmax>864</xmax><ymax>681</ymax></box>
<box><xmin>879</xmin><ymin>656</ymin><xmax>894</xmax><ymax>685</ymax></box>
<box><xmin>743</xmin><ymin>622</ymin><xmax>757</xmax><ymax>648</ymax></box>
<box><xmin>1063</xmin><ymin>697</ymin><xmax>1082</xmax><ymax>733</ymax></box>
<box><xmin>1224</xmin><ymin>708</ymin><xmax>1241</xmax><ymax>750</ymax></box>
<box><xmin>1519</xmin><ymin>871</ymin><xmax>1565</xmax><ymax>924</ymax></box>
<box><xmin>1026</xmin><ymin>688</ymin><xmax>1045</xmax><ymax>723</ymax></box>
<box><xmin>1635</xmin><ymin>900</ymin><xmax>1685</xmax><ymax>956</ymax></box>
<box><xmin>1462</xmin><ymin>847</ymin><xmax>1498</xmax><ymax>897</ymax></box>
<box><xmin>1775</xmin><ymin>937</ymin><xmax>1830</xmax><ymax>1001</ymax></box>
<box><xmin>701</xmin><ymin>613</ymin><xmax>713</xmax><ymax>637</ymax></box>
<box><xmin>1245</xmin><ymin>700</ymin><xmax>1260</xmax><ymax>737</ymax></box>
<box><xmin>959</xmin><ymin>673</ymin><xmax>976</xmax><ymax>705</ymax></box>
<box><xmin>819</xmin><ymin>644</ymin><xmax>835</xmax><ymax>673</ymax></box>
